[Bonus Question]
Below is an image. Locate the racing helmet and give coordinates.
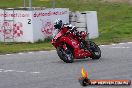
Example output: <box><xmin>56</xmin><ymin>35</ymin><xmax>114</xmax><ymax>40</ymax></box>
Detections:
<box><xmin>54</xmin><ymin>19</ymin><xmax>63</xmax><ymax>29</ymax></box>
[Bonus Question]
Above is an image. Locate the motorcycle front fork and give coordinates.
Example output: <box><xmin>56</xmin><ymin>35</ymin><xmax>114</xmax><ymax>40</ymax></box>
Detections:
<box><xmin>62</xmin><ymin>44</ymin><xmax>67</xmax><ymax>51</ymax></box>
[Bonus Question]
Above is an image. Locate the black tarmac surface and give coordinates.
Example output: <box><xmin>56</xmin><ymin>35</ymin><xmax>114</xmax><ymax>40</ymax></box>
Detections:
<box><xmin>0</xmin><ymin>43</ymin><xmax>132</xmax><ymax>88</ymax></box>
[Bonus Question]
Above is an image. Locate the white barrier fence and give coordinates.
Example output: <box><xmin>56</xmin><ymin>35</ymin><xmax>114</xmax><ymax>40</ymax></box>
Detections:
<box><xmin>70</xmin><ymin>11</ymin><xmax>99</xmax><ymax>39</ymax></box>
<box><xmin>0</xmin><ymin>8</ymin><xmax>69</xmax><ymax>42</ymax></box>
<box><xmin>0</xmin><ymin>8</ymin><xmax>99</xmax><ymax>42</ymax></box>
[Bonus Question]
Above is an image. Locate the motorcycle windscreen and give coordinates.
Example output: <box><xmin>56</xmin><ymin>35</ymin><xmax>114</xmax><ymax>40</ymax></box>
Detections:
<box><xmin>52</xmin><ymin>29</ymin><xmax>59</xmax><ymax>38</ymax></box>
<box><xmin>54</xmin><ymin>30</ymin><xmax>63</xmax><ymax>40</ymax></box>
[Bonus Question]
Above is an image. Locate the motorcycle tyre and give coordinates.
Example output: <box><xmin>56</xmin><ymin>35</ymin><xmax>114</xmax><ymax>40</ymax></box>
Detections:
<box><xmin>57</xmin><ymin>46</ymin><xmax>74</xmax><ymax>63</ymax></box>
<box><xmin>57</xmin><ymin>47</ymin><xmax>64</xmax><ymax>60</ymax></box>
<box><xmin>88</xmin><ymin>41</ymin><xmax>101</xmax><ymax>59</ymax></box>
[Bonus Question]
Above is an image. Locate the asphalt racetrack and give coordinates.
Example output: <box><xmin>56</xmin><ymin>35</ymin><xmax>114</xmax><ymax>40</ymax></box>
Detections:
<box><xmin>0</xmin><ymin>42</ymin><xmax>132</xmax><ymax>88</ymax></box>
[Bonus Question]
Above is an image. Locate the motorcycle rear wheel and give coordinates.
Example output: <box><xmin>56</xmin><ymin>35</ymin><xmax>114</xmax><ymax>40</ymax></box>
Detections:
<box><xmin>88</xmin><ymin>41</ymin><xmax>101</xmax><ymax>59</ymax></box>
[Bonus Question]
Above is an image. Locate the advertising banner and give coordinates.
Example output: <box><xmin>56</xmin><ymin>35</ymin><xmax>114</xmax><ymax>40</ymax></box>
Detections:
<box><xmin>0</xmin><ymin>9</ymin><xmax>33</xmax><ymax>42</ymax></box>
<box><xmin>32</xmin><ymin>8</ymin><xmax>69</xmax><ymax>41</ymax></box>
<box><xmin>0</xmin><ymin>8</ymin><xmax>69</xmax><ymax>42</ymax></box>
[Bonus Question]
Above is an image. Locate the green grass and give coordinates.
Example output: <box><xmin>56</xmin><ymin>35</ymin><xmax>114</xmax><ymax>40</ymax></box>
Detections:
<box><xmin>0</xmin><ymin>0</ymin><xmax>132</xmax><ymax>54</ymax></box>
<box><xmin>0</xmin><ymin>41</ymin><xmax>54</xmax><ymax>54</ymax></box>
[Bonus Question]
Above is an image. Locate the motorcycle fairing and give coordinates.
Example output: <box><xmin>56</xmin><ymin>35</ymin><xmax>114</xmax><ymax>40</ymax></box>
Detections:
<box><xmin>59</xmin><ymin>36</ymin><xmax>91</xmax><ymax>59</ymax></box>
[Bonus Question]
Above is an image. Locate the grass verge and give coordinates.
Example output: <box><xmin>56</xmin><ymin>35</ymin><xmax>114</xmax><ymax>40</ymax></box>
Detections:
<box><xmin>0</xmin><ymin>41</ymin><xmax>54</xmax><ymax>54</ymax></box>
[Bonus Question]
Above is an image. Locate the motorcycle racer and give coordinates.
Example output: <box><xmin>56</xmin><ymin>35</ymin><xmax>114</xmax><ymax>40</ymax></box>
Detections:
<box><xmin>52</xmin><ymin>19</ymin><xmax>101</xmax><ymax>63</ymax></box>
<box><xmin>54</xmin><ymin>19</ymin><xmax>81</xmax><ymax>37</ymax></box>
<box><xmin>54</xmin><ymin>19</ymin><xmax>88</xmax><ymax>49</ymax></box>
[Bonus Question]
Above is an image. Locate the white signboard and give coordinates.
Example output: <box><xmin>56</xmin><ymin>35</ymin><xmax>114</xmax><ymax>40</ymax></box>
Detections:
<box><xmin>32</xmin><ymin>8</ymin><xmax>69</xmax><ymax>41</ymax></box>
<box><xmin>0</xmin><ymin>10</ymin><xmax>33</xmax><ymax>42</ymax></box>
<box><xmin>86</xmin><ymin>11</ymin><xmax>99</xmax><ymax>39</ymax></box>
<box><xmin>0</xmin><ymin>8</ymin><xmax>69</xmax><ymax>42</ymax></box>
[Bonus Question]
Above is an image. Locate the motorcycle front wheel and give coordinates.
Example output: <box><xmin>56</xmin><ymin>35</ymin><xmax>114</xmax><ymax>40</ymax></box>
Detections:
<box><xmin>88</xmin><ymin>41</ymin><xmax>101</xmax><ymax>59</ymax></box>
<box><xmin>57</xmin><ymin>46</ymin><xmax>74</xmax><ymax>63</ymax></box>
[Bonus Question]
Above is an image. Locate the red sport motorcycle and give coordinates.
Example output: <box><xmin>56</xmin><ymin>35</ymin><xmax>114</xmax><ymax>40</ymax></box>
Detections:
<box><xmin>52</xmin><ymin>26</ymin><xmax>101</xmax><ymax>63</ymax></box>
